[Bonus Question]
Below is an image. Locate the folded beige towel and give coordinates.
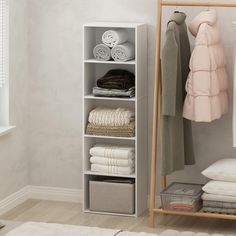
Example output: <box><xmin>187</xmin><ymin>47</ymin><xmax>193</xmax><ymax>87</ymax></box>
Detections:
<box><xmin>86</xmin><ymin>122</ymin><xmax>135</xmax><ymax>137</ymax></box>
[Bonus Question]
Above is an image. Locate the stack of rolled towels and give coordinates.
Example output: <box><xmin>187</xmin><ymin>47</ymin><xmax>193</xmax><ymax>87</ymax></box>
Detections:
<box><xmin>93</xmin><ymin>29</ymin><xmax>135</xmax><ymax>62</ymax></box>
<box><xmin>93</xmin><ymin>69</ymin><xmax>135</xmax><ymax>98</ymax></box>
<box><xmin>201</xmin><ymin>158</ymin><xmax>236</xmax><ymax>214</ymax></box>
<box><xmin>86</xmin><ymin>107</ymin><xmax>135</xmax><ymax>137</ymax></box>
<box><xmin>89</xmin><ymin>144</ymin><xmax>135</xmax><ymax>175</ymax></box>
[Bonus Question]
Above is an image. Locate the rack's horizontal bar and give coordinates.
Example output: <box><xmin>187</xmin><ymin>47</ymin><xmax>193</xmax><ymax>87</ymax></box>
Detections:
<box><xmin>161</xmin><ymin>1</ymin><xmax>236</xmax><ymax>7</ymax></box>
<box><xmin>155</xmin><ymin>208</ymin><xmax>236</xmax><ymax>220</ymax></box>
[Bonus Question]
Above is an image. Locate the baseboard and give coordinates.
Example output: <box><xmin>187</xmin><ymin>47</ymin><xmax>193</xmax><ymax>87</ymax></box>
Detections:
<box><xmin>0</xmin><ymin>186</ymin><xmax>30</xmax><ymax>215</ymax></box>
<box><xmin>0</xmin><ymin>185</ymin><xmax>83</xmax><ymax>216</ymax></box>
<box><xmin>28</xmin><ymin>186</ymin><xmax>83</xmax><ymax>203</ymax></box>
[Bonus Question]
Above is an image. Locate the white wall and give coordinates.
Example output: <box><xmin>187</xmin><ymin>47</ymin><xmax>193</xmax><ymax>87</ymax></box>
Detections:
<box><xmin>27</xmin><ymin>0</ymin><xmax>236</xmax><ymax>192</ymax></box>
<box><xmin>0</xmin><ymin>0</ymin><xmax>29</xmax><ymax>200</ymax></box>
<box><xmin>2</xmin><ymin>0</ymin><xmax>236</xmax><ymax>201</ymax></box>
<box><xmin>27</xmin><ymin>0</ymin><xmax>157</xmax><ymax>189</ymax></box>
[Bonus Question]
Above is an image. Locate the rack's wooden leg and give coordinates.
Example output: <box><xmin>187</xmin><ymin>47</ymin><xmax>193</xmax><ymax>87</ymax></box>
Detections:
<box><xmin>149</xmin><ymin>0</ymin><xmax>162</xmax><ymax>228</ymax></box>
<box><xmin>162</xmin><ymin>176</ymin><xmax>167</xmax><ymax>189</ymax></box>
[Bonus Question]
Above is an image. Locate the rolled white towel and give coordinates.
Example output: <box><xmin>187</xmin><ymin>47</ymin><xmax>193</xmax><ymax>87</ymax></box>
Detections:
<box><xmin>91</xmin><ymin>164</ymin><xmax>134</xmax><ymax>175</ymax></box>
<box><xmin>90</xmin><ymin>144</ymin><xmax>135</xmax><ymax>159</ymax></box>
<box><xmin>102</xmin><ymin>29</ymin><xmax>129</xmax><ymax>48</ymax></box>
<box><xmin>93</xmin><ymin>44</ymin><xmax>111</xmax><ymax>61</ymax></box>
<box><xmin>90</xmin><ymin>156</ymin><xmax>134</xmax><ymax>167</ymax></box>
<box><xmin>88</xmin><ymin>107</ymin><xmax>135</xmax><ymax>127</ymax></box>
<box><xmin>111</xmin><ymin>42</ymin><xmax>135</xmax><ymax>62</ymax></box>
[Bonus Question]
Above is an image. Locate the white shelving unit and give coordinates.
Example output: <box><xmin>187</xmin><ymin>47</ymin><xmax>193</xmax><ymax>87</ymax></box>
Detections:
<box><xmin>82</xmin><ymin>22</ymin><xmax>147</xmax><ymax>217</ymax></box>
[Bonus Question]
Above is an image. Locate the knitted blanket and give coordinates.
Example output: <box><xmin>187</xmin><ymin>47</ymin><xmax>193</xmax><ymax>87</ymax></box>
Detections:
<box><xmin>86</xmin><ymin>122</ymin><xmax>135</xmax><ymax>137</ymax></box>
<box><xmin>88</xmin><ymin>107</ymin><xmax>135</xmax><ymax>127</ymax></box>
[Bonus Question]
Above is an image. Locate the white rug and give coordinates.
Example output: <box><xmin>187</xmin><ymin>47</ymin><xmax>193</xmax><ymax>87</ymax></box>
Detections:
<box><xmin>2</xmin><ymin>222</ymin><xmax>231</xmax><ymax>236</ymax></box>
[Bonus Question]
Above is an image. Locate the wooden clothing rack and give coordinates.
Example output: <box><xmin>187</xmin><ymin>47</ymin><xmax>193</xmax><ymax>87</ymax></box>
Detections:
<box><xmin>150</xmin><ymin>0</ymin><xmax>236</xmax><ymax>227</ymax></box>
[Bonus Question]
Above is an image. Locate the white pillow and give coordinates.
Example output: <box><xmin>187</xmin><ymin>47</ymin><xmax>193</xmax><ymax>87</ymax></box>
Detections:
<box><xmin>202</xmin><ymin>158</ymin><xmax>236</xmax><ymax>182</ymax></box>
<box><xmin>203</xmin><ymin>180</ymin><xmax>236</xmax><ymax>197</ymax></box>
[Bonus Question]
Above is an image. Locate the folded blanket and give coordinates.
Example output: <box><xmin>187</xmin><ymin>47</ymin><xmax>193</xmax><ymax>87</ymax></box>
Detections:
<box><xmin>111</xmin><ymin>42</ymin><xmax>135</xmax><ymax>62</ymax></box>
<box><xmin>202</xmin><ymin>193</ymin><xmax>236</xmax><ymax>203</ymax></box>
<box><xmin>203</xmin><ymin>200</ymin><xmax>236</xmax><ymax>209</ymax></box>
<box><xmin>202</xmin><ymin>206</ymin><xmax>236</xmax><ymax>214</ymax></box>
<box><xmin>93</xmin><ymin>44</ymin><xmax>111</xmax><ymax>61</ymax></box>
<box><xmin>97</xmin><ymin>69</ymin><xmax>135</xmax><ymax>90</ymax></box>
<box><xmin>90</xmin><ymin>156</ymin><xmax>134</xmax><ymax>167</ymax></box>
<box><xmin>86</xmin><ymin>122</ymin><xmax>135</xmax><ymax>137</ymax></box>
<box><xmin>102</xmin><ymin>29</ymin><xmax>129</xmax><ymax>48</ymax></box>
<box><xmin>88</xmin><ymin>107</ymin><xmax>135</xmax><ymax>127</ymax></box>
<box><xmin>93</xmin><ymin>86</ymin><xmax>135</xmax><ymax>98</ymax></box>
<box><xmin>90</xmin><ymin>144</ymin><xmax>135</xmax><ymax>159</ymax></box>
<box><xmin>91</xmin><ymin>164</ymin><xmax>134</xmax><ymax>175</ymax></box>
<box><xmin>203</xmin><ymin>180</ymin><xmax>236</xmax><ymax>197</ymax></box>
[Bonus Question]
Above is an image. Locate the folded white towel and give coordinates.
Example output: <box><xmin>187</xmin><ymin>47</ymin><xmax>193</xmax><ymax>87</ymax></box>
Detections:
<box><xmin>88</xmin><ymin>107</ymin><xmax>135</xmax><ymax>127</ymax></box>
<box><xmin>93</xmin><ymin>44</ymin><xmax>111</xmax><ymax>61</ymax></box>
<box><xmin>91</xmin><ymin>164</ymin><xmax>134</xmax><ymax>175</ymax></box>
<box><xmin>90</xmin><ymin>156</ymin><xmax>134</xmax><ymax>167</ymax></box>
<box><xmin>111</xmin><ymin>42</ymin><xmax>135</xmax><ymax>62</ymax></box>
<box><xmin>203</xmin><ymin>180</ymin><xmax>236</xmax><ymax>197</ymax></box>
<box><xmin>102</xmin><ymin>29</ymin><xmax>129</xmax><ymax>48</ymax></box>
<box><xmin>90</xmin><ymin>144</ymin><xmax>135</xmax><ymax>159</ymax></box>
<box><xmin>202</xmin><ymin>192</ymin><xmax>236</xmax><ymax>203</ymax></box>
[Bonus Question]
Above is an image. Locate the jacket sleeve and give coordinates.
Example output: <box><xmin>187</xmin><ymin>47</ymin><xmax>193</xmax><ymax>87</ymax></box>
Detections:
<box><xmin>161</xmin><ymin>26</ymin><xmax>178</xmax><ymax>116</ymax></box>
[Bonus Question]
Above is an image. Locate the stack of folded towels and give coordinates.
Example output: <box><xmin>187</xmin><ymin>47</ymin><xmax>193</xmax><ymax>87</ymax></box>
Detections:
<box><xmin>201</xmin><ymin>158</ymin><xmax>236</xmax><ymax>214</ymax></box>
<box><xmin>89</xmin><ymin>144</ymin><xmax>135</xmax><ymax>175</ymax></box>
<box><xmin>93</xmin><ymin>29</ymin><xmax>135</xmax><ymax>62</ymax></box>
<box><xmin>93</xmin><ymin>69</ymin><xmax>135</xmax><ymax>98</ymax></box>
<box><xmin>86</xmin><ymin>107</ymin><xmax>135</xmax><ymax>137</ymax></box>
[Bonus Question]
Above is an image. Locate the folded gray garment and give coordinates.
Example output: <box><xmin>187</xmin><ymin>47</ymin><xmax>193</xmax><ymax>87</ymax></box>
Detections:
<box><xmin>203</xmin><ymin>200</ymin><xmax>236</xmax><ymax>209</ymax></box>
<box><xmin>111</xmin><ymin>42</ymin><xmax>135</xmax><ymax>62</ymax></box>
<box><xmin>93</xmin><ymin>86</ymin><xmax>135</xmax><ymax>98</ymax></box>
<box><xmin>202</xmin><ymin>206</ymin><xmax>236</xmax><ymax>214</ymax></box>
<box><xmin>93</xmin><ymin>44</ymin><xmax>111</xmax><ymax>61</ymax></box>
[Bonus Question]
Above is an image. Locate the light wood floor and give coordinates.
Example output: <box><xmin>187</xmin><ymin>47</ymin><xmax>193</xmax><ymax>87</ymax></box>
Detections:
<box><xmin>1</xmin><ymin>200</ymin><xmax>236</xmax><ymax>235</ymax></box>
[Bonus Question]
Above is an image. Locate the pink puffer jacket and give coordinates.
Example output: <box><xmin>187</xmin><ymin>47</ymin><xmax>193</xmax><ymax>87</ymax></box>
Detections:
<box><xmin>183</xmin><ymin>10</ymin><xmax>228</xmax><ymax>122</ymax></box>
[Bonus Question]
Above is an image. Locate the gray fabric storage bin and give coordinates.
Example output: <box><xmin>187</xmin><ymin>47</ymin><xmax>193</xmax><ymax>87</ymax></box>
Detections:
<box><xmin>89</xmin><ymin>180</ymin><xmax>135</xmax><ymax>214</ymax></box>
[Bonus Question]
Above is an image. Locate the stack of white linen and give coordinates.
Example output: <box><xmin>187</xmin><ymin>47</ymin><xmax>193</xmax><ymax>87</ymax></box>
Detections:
<box><xmin>201</xmin><ymin>158</ymin><xmax>236</xmax><ymax>214</ymax></box>
<box><xmin>89</xmin><ymin>144</ymin><xmax>135</xmax><ymax>175</ymax></box>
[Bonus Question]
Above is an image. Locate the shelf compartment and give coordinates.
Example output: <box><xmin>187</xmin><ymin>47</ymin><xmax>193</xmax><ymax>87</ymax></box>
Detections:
<box><xmin>83</xmin><ymin>63</ymin><xmax>135</xmax><ymax>96</ymax></box>
<box><xmin>156</xmin><ymin>208</ymin><xmax>236</xmax><ymax>220</ymax></box>
<box><xmin>84</xmin><ymin>171</ymin><xmax>136</xmax><ymax>179</ymax></box>
<box><xmin>83</xmin><ymin>26</ymin><xmax>135</xmax><ymax>61</ymax></box>
<box><xmin>83</xmin><ymin>138</ymin><xmax>135</xmax><ymax>175</ymax></box>
<box><xmin>84</xmin><ymin>59</ymin><xmax>136</xmax><ymax>65</ymax></box>
<box><xmin>84</xmin><ymin>94</ymin><xmax>136</xmax><ymax>102</ymax></box>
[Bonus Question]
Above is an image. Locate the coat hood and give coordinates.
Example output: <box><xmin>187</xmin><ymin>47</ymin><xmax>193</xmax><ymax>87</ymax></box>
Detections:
<box><xmin>189</xmin><ymin>9</ymin><xmax>217</xmax><ymax>36</ymax></box>
<box><xmin>168</xmin><ymin>11</ymin><xmax>186</xmax><ymax>26</ymax></box>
